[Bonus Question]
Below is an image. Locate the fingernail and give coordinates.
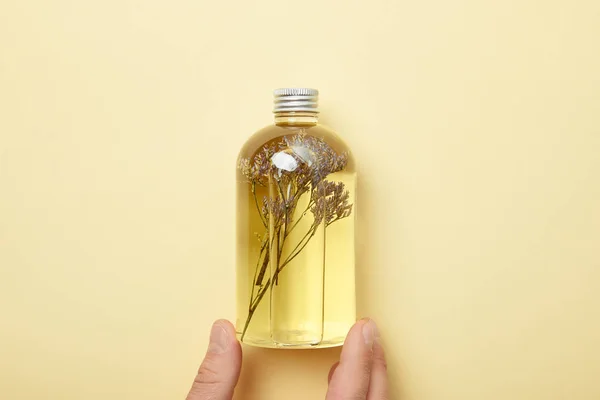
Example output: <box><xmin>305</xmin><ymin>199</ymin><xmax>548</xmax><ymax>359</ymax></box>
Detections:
<box><xmin>207</xmin><ymin>321</ymin><xmax>229</xmax><ymax>354</ymax></box>
<box><xmin>362</xmin><ymin>319</ymin><xmax>379</xmax><ymax>348</ymax></box>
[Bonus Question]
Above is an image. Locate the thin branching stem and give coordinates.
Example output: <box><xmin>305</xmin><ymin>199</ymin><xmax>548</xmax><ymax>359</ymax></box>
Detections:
<box><xmin>252</xmin><ymin>181</ymin><xmax>267</xmax><ymax>228</ymax></box>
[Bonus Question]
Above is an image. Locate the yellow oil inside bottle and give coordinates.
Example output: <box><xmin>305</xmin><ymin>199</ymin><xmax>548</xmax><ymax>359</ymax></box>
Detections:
<box><xmin>236</xmin><ymin>122</ymin><xmax>356</xmax><ymax>349</ymax></box>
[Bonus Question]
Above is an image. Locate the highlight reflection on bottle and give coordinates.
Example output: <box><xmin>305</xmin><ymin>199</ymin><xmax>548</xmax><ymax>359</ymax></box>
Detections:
<box><xmin>236</xmin><ymin>88</ymin><xmax>356</xmax><ymax>349</ymax></box>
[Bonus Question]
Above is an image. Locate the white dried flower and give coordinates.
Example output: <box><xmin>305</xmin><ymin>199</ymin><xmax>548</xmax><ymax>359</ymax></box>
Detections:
<box><xmin>271</xmin><ymin>151</ymin><xmax>298</xmax><ymax>172</ymax></box>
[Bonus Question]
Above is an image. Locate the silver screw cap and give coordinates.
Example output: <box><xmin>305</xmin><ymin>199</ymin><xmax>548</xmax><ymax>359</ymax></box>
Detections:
<box><xmin>273</xmin><ymin>88</ymin><xmax>319</xmax><ymax>113</ymax></box>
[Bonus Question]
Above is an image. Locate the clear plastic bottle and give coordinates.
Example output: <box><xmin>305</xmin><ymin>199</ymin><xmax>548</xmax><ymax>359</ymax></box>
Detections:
<box><xmin>236</xmin><ymin>88</ymin><xmax>356</xmax><ymax>348</ymax></box>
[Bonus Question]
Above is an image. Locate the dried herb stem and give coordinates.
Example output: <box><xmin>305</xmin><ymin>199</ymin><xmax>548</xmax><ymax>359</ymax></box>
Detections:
<box><xmin>285</xmin><ymin>199</ymin><xmax>315</xmax><ymax>238</ymax></box>
<box><xmin>252</xmin><ymin>182</ymin><xmax>267</xmax><ymax>228</ymax></box>
<box><xmin>250</xmin><ymin>237</ymin><xmax>268</xmax><ymax>304</ymax></box>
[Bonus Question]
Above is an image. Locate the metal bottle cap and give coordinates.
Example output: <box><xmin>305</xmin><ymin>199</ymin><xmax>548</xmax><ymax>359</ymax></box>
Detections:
<box><xmin>273</xmin><ymin>88</ymin><xmax>319</xmax><ymax>113</ymax></box>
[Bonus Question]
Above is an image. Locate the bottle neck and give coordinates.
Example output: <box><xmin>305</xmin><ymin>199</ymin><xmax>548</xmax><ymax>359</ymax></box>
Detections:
<box><xmin>274</xmin><ymin>112</ymin><xmax>319</xmax><ymax>126</ymax></box>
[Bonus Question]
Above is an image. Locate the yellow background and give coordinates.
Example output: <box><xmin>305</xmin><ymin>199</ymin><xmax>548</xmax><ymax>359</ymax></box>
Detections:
<box><xmin>1</xmin><ymin>0</ymin><xmax>599</xmax><ymax>399</ymax></box>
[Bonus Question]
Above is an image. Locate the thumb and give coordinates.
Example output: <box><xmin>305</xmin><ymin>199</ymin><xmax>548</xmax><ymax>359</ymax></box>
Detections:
<box><xmin>186</xmin><ymin>320</ymin><xmax>242</xmax><ymax>400</ymax></box>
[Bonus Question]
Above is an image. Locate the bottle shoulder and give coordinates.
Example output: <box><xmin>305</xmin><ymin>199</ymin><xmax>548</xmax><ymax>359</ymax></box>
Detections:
<box><xmin>238</xmin><ymin>124</ymin><xmax>354</xmax><ymax>167</ymax></box>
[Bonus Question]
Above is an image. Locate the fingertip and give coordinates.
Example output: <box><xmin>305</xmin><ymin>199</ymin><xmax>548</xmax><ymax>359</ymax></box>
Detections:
<box><xmin>212</xmin><ymin>319</ymin><xmax>235</xmax><ymax>336</ymax></box>
<box><xmin>361</xmin><ymin>318</ymin><xmax>379</xmax><ymax>348</ymax></box>
<box><xmin>211</xmin><ymin>319</ymin><xmax>242</xmax><ymax>360</ymax></box>
<box><xmin>346</xmin><ymin>318</ymin><xmax>370</xmax><ymax>342</ymax></box>
<box><xmin>214</xmin><ymin>319</ymin><xmax>238</xmax><ymax>341</ymax></box>
<box><xmin>326</xmin><ymin>318</ymin><xmax>376</xmax><ymax>399</ymax></box>
<box><xmin>340</xmin><ymin>318</ymin><xmax>374</xmax><ymax>361</ymax></box>
<box><xmin>186</xmin><ymin>320</ymin><xmax>242</xmax><ymax>400</ymax></box>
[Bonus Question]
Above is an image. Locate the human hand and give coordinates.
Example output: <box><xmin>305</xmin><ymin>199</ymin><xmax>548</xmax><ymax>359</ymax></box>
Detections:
<box><xmin>186</xmin><ymin>318</ymin><xmax>388</xmax><ymax>400</ymax></box>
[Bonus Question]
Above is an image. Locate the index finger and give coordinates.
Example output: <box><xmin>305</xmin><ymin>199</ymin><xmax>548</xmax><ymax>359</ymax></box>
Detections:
<box><xmin>367</xmin><ymin>334</ymin><xmax>388</xmax><ymax>399</ymax></box>
<box><xmin>326</xmin><ymin>319</ymin><xmax>377</xmax><ymax>400</ymax></box>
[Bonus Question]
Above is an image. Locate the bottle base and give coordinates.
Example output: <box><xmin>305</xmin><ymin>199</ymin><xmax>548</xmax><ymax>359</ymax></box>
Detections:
<box><xmin>238</xmin><ymin>335</ymin><xmax>346</xmax><ymax>349</ymax></box>
<box><xmin>236</xmin><ymin>321</ymin><xmax>354</xmax><ymax>349</ymax></box>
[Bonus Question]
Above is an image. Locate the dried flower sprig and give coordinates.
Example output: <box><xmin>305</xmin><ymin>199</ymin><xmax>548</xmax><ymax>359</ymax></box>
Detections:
<box><xmin>238</xmin><ymin>132</ymin><xmax>352</xmax><ymax>341</ymax></box>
